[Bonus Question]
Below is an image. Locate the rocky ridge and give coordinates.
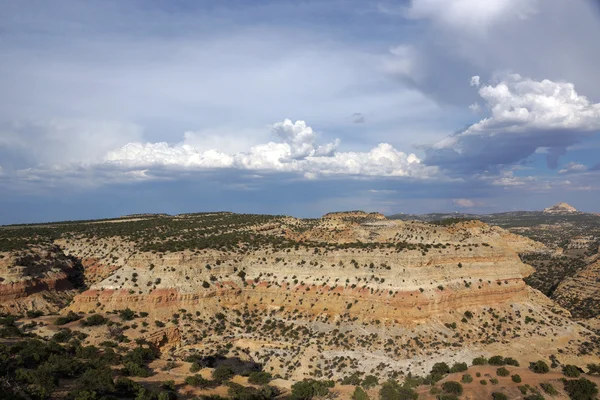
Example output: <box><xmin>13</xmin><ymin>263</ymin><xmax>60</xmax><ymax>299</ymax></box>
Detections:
<box><xmin>543</xmin><ymin>202</ymin><xmax>578</xmax><ymax>214</ymax></box>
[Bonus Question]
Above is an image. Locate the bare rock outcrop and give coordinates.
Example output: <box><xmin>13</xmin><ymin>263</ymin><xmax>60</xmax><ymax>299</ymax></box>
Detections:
<box><xmin>0</xmin><ymin>245</ymin><xmax>81</xmax><ymax>314</ymax></box>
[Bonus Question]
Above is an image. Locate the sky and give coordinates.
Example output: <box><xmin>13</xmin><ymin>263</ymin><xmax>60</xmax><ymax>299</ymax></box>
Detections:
<box><xmin>1</xmin><ymin>0</ymin><xmax>600</xmax><ymax>224</ymax></box>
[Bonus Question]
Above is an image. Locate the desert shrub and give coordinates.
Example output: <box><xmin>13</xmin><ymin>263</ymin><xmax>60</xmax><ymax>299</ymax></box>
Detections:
<box><xmin>472</xmin><ymin>357</ymin><xmax>488</xmax><ymax>365</ymax></box>
<box><xmin>562</xmin><ymin>378</ymin><xmax>598</xmax><ymax>400</ymax></box>
<box><xmin>524</xmin><ymin>394</ymin><xmax>545</xmax><ymax>400</ymax></box>
<box><xmin>378</xmin><ymin>380</ymin><xmax>418</xmax><ymax>400</ymax></box>
<box><xmin>55</xmin><ymin>311</ymin><xmax>81</xmax><ymax>325</ymax></box>
<box><xmin>26</xmin><ymin>310</ymin><xmax>44</xmax><ymax>318</ymax></box>
<box><xmin>80</xmin><ymin>314</ymin><xmax>107</xmax><ymax>327</ymax></box>
<box><xmin>290</xmin><ymin>379</ymin><xmax>334</xmax><ymax>399</ymax></box>
<box><xmin>118</xmin><ymin>308</ymin><xmax>136</xmax><ymax>321</ymax></box>
<box><xmin>122</xmin><ymin>361</ymin><xmax>152</xmax><ymax>377</ymax></box>
<box><xmin>227</xmin><ymin>382</ymin><xmax>279</xmax><ymax>400</ymax></box>
<box><xmin>450</xmin><ymin>362</ymin><xmax>468</xmax><ymax>373</ymax></box>
<box><xmin>190</xmin><ymin>362</ymin><xmax>201</xmax><ymax>373</ymax></box>
<box><xmin>490</xmin><ymin>378</ymin><xmax>499</xmax><ymax>385</ymax></box>
<box><xmin>431</xmin><ymin>362</ymin><xmax>450</xmax><ymax>375</ymax></box>
<box><xmin>184</xmin><ymin>374</ymin><xmax>214</xmax><ymax>389</ymax></box>
<box><xmin>441</xmin><ymin>381</ymin><xmax>463</xmax><ymax>395</ymax></box>
<box><xmin>488</xmin><ymin>356</ymin><xmax>505</xmax><ymax>366</ymax></box>
<box><xmin>504</xmin><ymin>357</ymin><xmax>519</xmax><ymax>366</ymax></box>
<box><xmin>563</xmin><ymin>365</ymin><xmax>581</xmax><ymax>378</ymax></box>
<box><xmin>352</xmin><ymin>386</ymin><xmax>370</xmax><ymax>400</ymax></box>
<box><xmin>511</xmin><ymin>374</ymin><xmax>522</xmax><ymax>383</ymax></box>
<box><xmin>212</xmin><ymin>365</ymin><xmax>235</xmax><ymax>382</ymax></box>
<box><xmin>123</xmin><ymin>346</ymin><xmax>156</xmax><ymax>365</ymax></box>
<box><xmin>462</xmin><ymin>374</ymin><xmax>473</xmax><ymax>383</ymax></box>
<box><xmin>248</xmin><ymin>371</ymin><xmax>272</xmax><ymax>385</ymax></box>
<box><xmin>342</xmin><ymin>373</ymin><xmax>362</xmax><ymax>386</ymax></box>
<box><xmin>540</xmin><ymin>383</ymin><xmax>558</xmax><ymax>395</ymax></box>
<box><xmin>437</xmin><ymin>395</ymin><xmax>459</xmax><ymax>400</ymax></box>
<box><xmin>491</xmin><ymin>393</ymin><xmax>508</xmax><ymax>400</ymax></box>
<box><xmin>529</xmin><ymin>360</ymin><xmax>550</xmax><ymax>374</ymax></box>
<box><xmin>480</xmin><ymin>380</ymin><xmax>488</xmax><ymax>385</ymax></box>
<box><xmin>587</xmin><ymin>363</ymin><xmax>600</xmax><ymax>375</ymax></box>
<box><xmin>496</xmin><ymin>367</ymin><xmax>510</xmax><ymax>377</ymax></box>
<box><xmin>361</xmin><ymin>375</ymin><xmax>379</xmax><ymax>389</ymax></box>
<box><xmin>73</xmin><ymin>365</ymin><xmax>115</xmax><ymax>395</ymax></box>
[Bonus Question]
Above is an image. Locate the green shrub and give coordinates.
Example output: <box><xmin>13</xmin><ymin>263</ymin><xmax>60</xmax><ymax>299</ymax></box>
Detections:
<box><xmin>431</xmin><ymin>362</ymin><xmax>450</xmax><ymax>375</ymax></box>
<box><xmin>540</xmin><ymin>383</ymin><xmax>558</xmax><ymax>395</ymax></box>
<box><xmin>291</xmin><ymin>379</ymin><xmax>334</xmax><ymax>400</ymax></box>
<box><xmin>490</xmin><ymin>379</ymin><xmax>499</xmax><ymax>385</ymax></box>
<box><xmin>504</xmin><ymin>357</ymin><xmax>519</xmax><ymax>366</ymax></box>
<box><xmin>563</xmin><ymin>365</ymin><xmax>581</xmax><ymax>378</ymax></box>
<box><xmin>511</xmin><ymin>374</ymin><xmax>522</xmax><ymax>383</ymax></box>
<box><xmin>55</xmin><ymin>311</ymin><xmax>81</xmax><ymax>325</ymax></box>
<box><xmin>212</xmin><ymin>365</ymin><xmax>235</xmax><ymax>382</ymax></box>
<box><xmin>480</xmin><ymin>380</ymin><xmax>488</xmax><ymax>385</ymax></box>
<box><xmin>529</xmin><ymin>360</ymin><xmax>550</xmax><ymax>374</ymax></box>
<box><xmin>248</xmin><ymin>371</ymin><xmax>272</xmax><ymax>385</ymax></box>
<box><xmin>461</xmin><ymin>374</ymin><xmax>473</xmax><ymax>384</ymax></box>
<box><xmin>378</xmin><ymin>380</ymin><xmax>418</xmax><ymax>400</ymax></box>
<box><xmin>352</xmin><ymin>386</ymin><xmax>369</xmax><ymax>400</ymax></box>
<box><xmin>587</xmin><ymin>363</ymin><xmax>600</xmax><ymax>375</ymax></box>
<box><xmin>118</xmin><ymin>308</ymin><xmax>136</xmax><ymax>321</ymax></box>
<box><xmin>341</xmin><ymin>373</ymin><xmax>362</xmax><ymax>386</ymax></box>
<box><xmin>488</xmin><ymin>356</ymin><xmax>505</xmax><ymax>366</ymax></box>
<box><xmin>472</xmin><ymin>357</ymin><xmax>488</xmax><ymax>365</ymax></box>
<box><xmin>80</xmin><ymin>314</ymin><xmax>107</xmax><ymax>327</ymax></box>
<box><xmin>184</xmin><ymin>374</ymin><xmax>214</xmax><ymax>389</ymax></box>
<box><xmin>361</xmin><ymin>375</ymin><xmax>379</xmax><ymax>389</ymax></box>
<box><xmin>491</xmin><ymin>393</ymin><xmax>508</xmax><ymax>400</ymax></box>
<box><xmin>441</xmin><ymin>381</ymin><xmax>463</xmax><ymax>395</ymax></box>
<box><xmin>450</xmin><ymin>362</ymin><xmax>468</xmax><ymax>373</ymax></box>
<box><xmin>524</xmin><ymin>394</ymin><xmax>545</xmax><ymax>400</ymax></box>
<box><xmin>496</xmin><ymin>367</ymin><xmax>510</xmax><ymax>377</ymax></box>
<box><xmin>437</xmin><ymin>395</ymin><xmax>459</xmax><ymax>400</ymax></box>
<box><xmin>562</xmin><ymin>378</ymin><xmax>598</xmax><ymax>400</ymax></box>
<box><xmin>190</xmin><ymin>362</ymin><xmax>201</xmax><ymax>373</ymax></box>
<box><xmin>122</xmin><ymin>361</ymin><xmax>152</xmax><ymax>377</ymax></box>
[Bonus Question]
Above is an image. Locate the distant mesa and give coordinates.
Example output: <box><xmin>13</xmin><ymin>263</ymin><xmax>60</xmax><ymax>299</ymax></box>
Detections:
<box><xmin>321</xmin><ymin>211</ymin><xmax>386</xmax><ymax>220</ymax></box>
<box><xmin>543</xmin><ymin>202</ymin><xmax>578</xmax><ymax>214</ymax></box>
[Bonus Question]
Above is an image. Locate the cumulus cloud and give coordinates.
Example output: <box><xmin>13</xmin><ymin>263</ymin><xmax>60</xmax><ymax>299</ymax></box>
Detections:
<box><xmin>104</xmin><ymin>119</ymin><xmax>434</xmax><ymax>180</ymax></box>
<box><xmin>426</xmin><ymin>74</ymin><xmax>600</xmax><ymax>172</ymax></box>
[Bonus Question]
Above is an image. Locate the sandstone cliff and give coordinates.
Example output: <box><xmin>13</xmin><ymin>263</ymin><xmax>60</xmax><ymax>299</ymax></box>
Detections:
<box><xmin>0</xmin><ymin>245</ymin><xmax>82</xmax><ymax>314</ymax></box>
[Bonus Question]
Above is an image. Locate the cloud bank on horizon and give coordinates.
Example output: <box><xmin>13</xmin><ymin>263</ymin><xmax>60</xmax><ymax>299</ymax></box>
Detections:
<box><xmin>0</xmin><ymin>0</ymin><xmax>599</xmax><ymax>223</ymax></box>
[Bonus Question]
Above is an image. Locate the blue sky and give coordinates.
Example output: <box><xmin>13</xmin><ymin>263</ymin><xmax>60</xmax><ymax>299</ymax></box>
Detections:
<box><xmin>1</xmin><ymin>0</ymin><xmax>600</xmax><ymax>224</ymax></box>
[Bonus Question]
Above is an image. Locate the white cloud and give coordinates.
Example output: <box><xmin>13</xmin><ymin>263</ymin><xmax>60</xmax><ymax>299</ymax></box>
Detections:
<box><xmin>427</xmin><ymin>74</ymin><xmax>600</xmax><ymax>171</ymax></box>
<box><xmin>470</xmin><ymin>76</ymin><xmax>480</xmax><ymax>87</ymax></box>
<box><xmin>467</xmin><ymin>74</ymin><xmax>600</xmax><ymax>134</ymax></box>
<box><xmin>104</xmin><ymin>119</ymin><xmax>435</xmax><ymax>179</ymax></box>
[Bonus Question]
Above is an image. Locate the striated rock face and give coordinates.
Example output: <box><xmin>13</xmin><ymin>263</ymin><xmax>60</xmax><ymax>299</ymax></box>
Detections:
<box><xmin>543</xmin><ymin>202</ymin><xmax>578</xmax><ymax>214</ymax></box>
<box><xmin>0</xmin><ymin>245</ymin><xmax>81</xmax><ymax>314</ymax></box>
<box><xmin>553</xmin><ymin>260</ymin><xmax>600</xmax><ymax>318</ymax></box>
<box><xmin>6</xmin><ymin>212</ymin><xmax>599</xmax><ymax>380</ymax></box>
<box><xmin>67</xmin><ymin>218</ymin><xmax>543</xmax><ymax>323</ymax></box>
